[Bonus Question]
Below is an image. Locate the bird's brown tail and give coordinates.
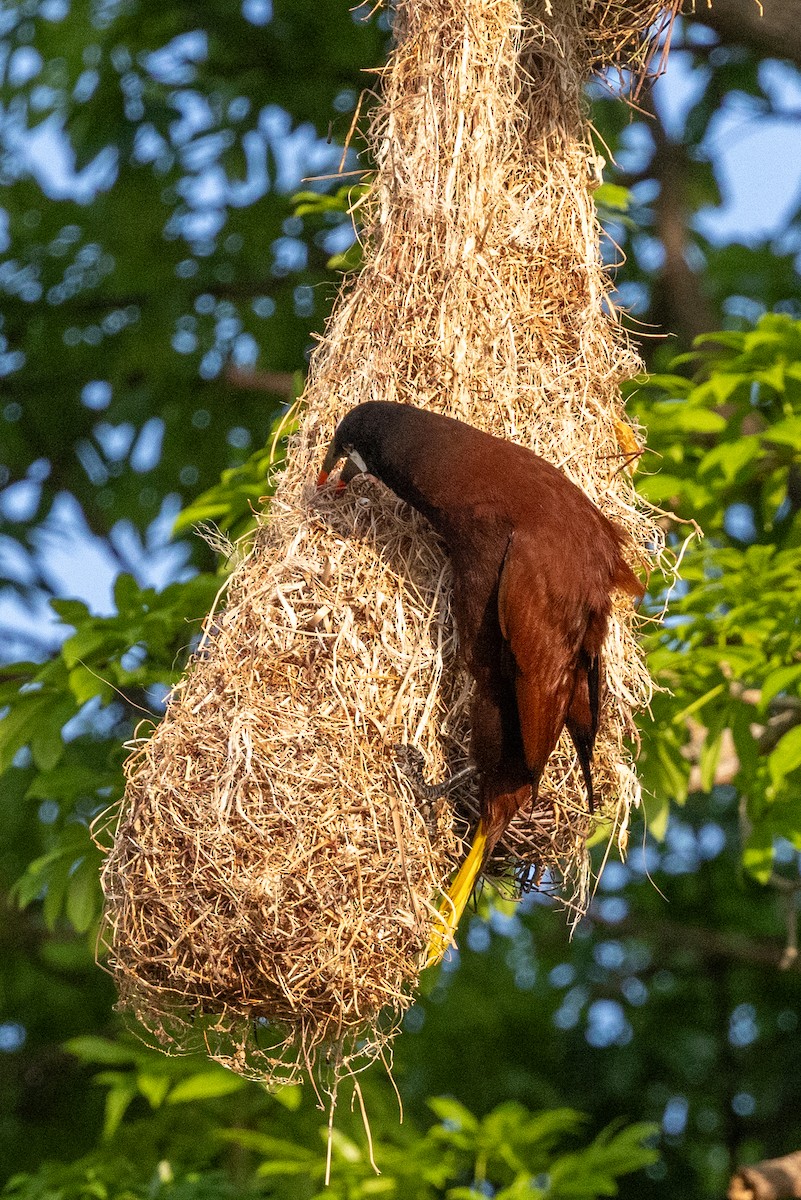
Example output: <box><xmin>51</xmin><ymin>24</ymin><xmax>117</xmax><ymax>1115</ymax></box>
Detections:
<box><xmin>565</xmin><ymin>548</ymin><xmax>642</xmax><ymax>814</ymax></box>
<box><xmin>565</xmin><ymin>649</ymin><xmax>600</xmax><ymax>813</ymax></box>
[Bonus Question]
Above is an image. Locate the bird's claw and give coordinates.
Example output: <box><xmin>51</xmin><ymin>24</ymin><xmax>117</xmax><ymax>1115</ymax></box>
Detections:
<box><xmin>393</xmin><ymin>744</ymin><xmax>478</xmax><ymax>806</ymax></box>
<box><xmin>392</xmin><ymin>743</ymin><xmax>442</xmax><ymax>806</ymax></box>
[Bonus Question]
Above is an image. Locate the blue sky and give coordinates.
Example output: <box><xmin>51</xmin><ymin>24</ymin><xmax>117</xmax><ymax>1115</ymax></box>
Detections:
<box><xmin>657</xmin><ymin>53</ymin><xmax>801</xmax><ymax>245</ymax></box>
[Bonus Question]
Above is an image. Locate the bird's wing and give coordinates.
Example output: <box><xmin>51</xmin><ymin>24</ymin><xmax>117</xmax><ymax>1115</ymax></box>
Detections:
<box><xmin>497</xmin><ymin>531</ymin><xmax>583</xmax><ymax>784</ymax></box>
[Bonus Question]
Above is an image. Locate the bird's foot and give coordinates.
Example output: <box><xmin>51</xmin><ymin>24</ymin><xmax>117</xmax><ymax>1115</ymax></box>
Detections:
<box><xmin>393</xmin><ymin>744</ymin><xmax>440</xmax><ymax>806</ymax></box>
<box><xmin>393</xmin><ymin>744</ymin><xmax>477</xmax><ymax>805</ymax></box>
<box><xmin>436</xmin><ymin>762</ymin><xmax>479</xmax><ymax>796</ymax></box>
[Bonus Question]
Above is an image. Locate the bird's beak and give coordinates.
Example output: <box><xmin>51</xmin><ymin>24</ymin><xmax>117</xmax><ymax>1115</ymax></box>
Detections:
<box><xmin>317</xmin><ymin>445</ymin><xmax>367</xmax><ymax>493</ymax></box>
<box><xmin>316</xmin><ymin>440</ymin><xmax>342</xmax><ymax>490</ymax></box>
<box><xmin>339</xmin><ymin>455</ymin><xmax>364</xmax><ymax>487</ymax></box>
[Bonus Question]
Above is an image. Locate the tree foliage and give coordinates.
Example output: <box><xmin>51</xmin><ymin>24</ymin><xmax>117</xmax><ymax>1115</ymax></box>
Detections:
<box><xmin>632</xmin><ymin>314</ymin><xmax>801</xmax><ymax>877</ymax></box>
<box><xmin>4</xmin><ymin>1037</ymin><xmax>658</xmax><ymax>1200</ymax></box>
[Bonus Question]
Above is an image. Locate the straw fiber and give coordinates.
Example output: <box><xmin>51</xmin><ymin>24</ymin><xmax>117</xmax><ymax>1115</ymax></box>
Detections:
<box><xmin>101</xmin><ymin>0</ymin><xmax>677</xmax><ymax>1089</ymax></box>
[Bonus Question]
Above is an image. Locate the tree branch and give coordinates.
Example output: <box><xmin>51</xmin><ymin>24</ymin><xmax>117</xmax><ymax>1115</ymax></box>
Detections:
<box><xmin>224</xmin><ymin>365</ymin><xmax>297</xmax><ymax>397</ymax></box>
<box><xmin>641</xmin><ymin>89</ymin><xmax>717</xmax><ymax>346</ymax></box>
<box><xmin>729</xmin><ymin>1151</ymin><xmax>801</xmax><ymax>1200</ymax></box>
<box><xmin>593</xmin><ymin>909</ymin><xmax>800</xmax><ymax>971</ymax></box>
<box><xmin>689</xmin><ymin>0</ymin><xmax>801</xmax><ymax>70</ymax></box>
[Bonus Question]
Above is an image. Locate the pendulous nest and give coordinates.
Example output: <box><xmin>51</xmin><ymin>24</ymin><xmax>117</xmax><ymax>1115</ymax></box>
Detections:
<box><xmin>101</xmin><ymin>0</ymin><xmax>681</xmax><ymax>1091</ymax></box>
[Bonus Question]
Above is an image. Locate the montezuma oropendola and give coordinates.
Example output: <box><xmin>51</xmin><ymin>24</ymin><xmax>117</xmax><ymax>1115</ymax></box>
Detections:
<box><xmin>317</xmin><ymin>401</ymin><xmax>644</xmax><ymax>965</ymax></box>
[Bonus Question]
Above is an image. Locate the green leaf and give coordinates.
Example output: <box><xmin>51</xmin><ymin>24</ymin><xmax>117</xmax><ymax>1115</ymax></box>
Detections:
<box><xmin>692</xmin><ymin>330</ymin><xmax>747</xmax><ymax>350</ymax></box>
<box><xmin>29</xmin><ymin>700</ymin><xmax>73</xmax><ymax>771</ymax></box>
<box><xmin>51</xmin><ymin>598</ymin><xmax>91</xmax><ymax>627</ymax></box>
<box><xmin>327</xmin><ymin>240</ymin><xmax>363</xmax><ymax>272</ymax></box>
<box><xmin>768</xmin><ymin>725</ymin><xmax>801</xmax><ymax>788</ymax></box>
<box><xmin>25</xmin><ymin>762</ymin><xmax>103</xmax><ymax>802</ymax></box>
<box><xmin>256</xmin><ymin>1160</ymin><xmax>315</xmax><ymax>1177</ymax></box>
<box><xmin>651</xmin><ymin>737</ymin><xmax>690</xmax><ymax>807</ymax></box>
<box><xmin>167</xmin><ymin>1070</ymin><xmax>246</xmax><ymax>1104</ymax></box>
<box><xmin>273</xmin><ymin>1084</ymin><xmax>304</xmax><ymax>1110</ymax></box>
<box><xmin>113</xmin><ymin>573</ymin><xmax>141</xmax><ymax>616</ymax></box>
<box><xmin>644</xmin><ymin>791</ymin><xmax>671</xmax><ymax>841</ymax></box>
<box><xmin>631</xmin><ymin>373</ymin><xmax>693</xmax><ymax>397</ymax></box>
<box><xmin>428</xmin><ymin>1097</ymin><xmax>480</xmax><ymax>1131</ymax></box>
<box><xmin>699</xmin><ymin>731</ymin><xmax>722</xmax><ymax>794</ymax></box>
<box><xmin>755</xmin><ymin>363</ymin><xmax>786</xmax><ymax>394</ymax></box>
<box><xmin>103</xmin><ymin>1082</ymin><xmax>138</xmax><ymax>1140</ymax></box>
<box><xmin>65</xmin><ymin>858</ymin><xmax>100</xmax><ymax>933</ymax></box>
<box><xmin>325</xmin><ymin>1128</ymin><xmax>362</xmax><ymax>1163</ymax></box>
<box><xmin>0</xmin><ymin>693</ymin><xmax>55</xmax><ymax>774</ymax></box>
<box><xmin>135</xmin><ymin>1073</ymin><xmax>172</xmax><ymax>1109</ymax></box>
<box><xmin>742</xmin><ymin>826</ymin><xmax>775</xmax><ymax>884</ymax></box>
<box><xmin>674</xmin><ymin>407</ymin><xmax>727</xmax><ymax>434</ymax></box>
<box><xmin>730</xmin><ymin>704</ymin><xmax>760</xmax><ymax>785</ymax></box>
<box><xmin>218</xmin><ymin>1130</ymin><xmax>315</xmax><ymax>1161</ymax></box>
<box><xmin>173</xmin><ymin>401</ymin><xmax>302</xmax><ymax>543</ymax></box>
<box><xmin>64</xmin><ymin>1038</ymin><xmax>141</xmax><ymax>1067</ymax></box>
<box><xmin>61</xmin><ymin>629</ymin><xmax>110</xmax><ymax>671</ymax></box>
<box><xmin>594</xmin><ymin>182</ymin><xmax>632</xmax><ymax>212</ymax></box>
<box><xmin>705</xmin><ymin>372</ymin><xmax>749</xmax><ymax>405</ymax></box>
<box><xmin>12</xmin><ymin>826</ymin><xmax>94</xmax><ymax>926</ymax></box>
<box><xmin>764</xmin><ymin>416</ymin><xmax>801</xmax><ymax>448</ymax></box>
<box><xmin>762</xmin><ymin>665</ymin><xmax>801</xmax><ymax>708</ymax></box>
<box><xmin>672</xmin><ymin>684</ymin><xmax>726</xmax><ymax>725</ymax></box>
<box><xmin>68</xmin><ymin>663</ymin><xmax>114</xmax><ymax>706</ymax></box>
<box><xmin>697</xmin><ymin>437</ymin><xmax>761</xmax><ymax>483</ymax></box>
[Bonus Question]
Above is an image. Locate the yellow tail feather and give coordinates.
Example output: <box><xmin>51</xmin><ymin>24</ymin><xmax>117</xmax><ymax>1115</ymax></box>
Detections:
<box><xmin>425</xmin><ymin>823</ymin><xmax>488</xmax><ymax>968</ymax></box>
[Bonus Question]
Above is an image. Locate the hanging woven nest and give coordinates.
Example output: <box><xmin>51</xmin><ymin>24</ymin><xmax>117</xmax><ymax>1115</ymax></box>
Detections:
<box><xmin>100</xmin><ymin>0</ymin><xmax>678</xmax><ymax>1090</ymax></box>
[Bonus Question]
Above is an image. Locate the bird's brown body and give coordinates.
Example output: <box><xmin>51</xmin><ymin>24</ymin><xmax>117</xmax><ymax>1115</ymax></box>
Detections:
<box><xmin>319</xmin><ymin>402</ymin><xmax>643</xmax><ymax>955</ymax></box>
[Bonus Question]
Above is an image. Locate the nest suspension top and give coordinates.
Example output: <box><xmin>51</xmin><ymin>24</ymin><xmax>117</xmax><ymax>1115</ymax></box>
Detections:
<box><xmin>101</xmin><ymin>0</ymin><xmax>675</xmax><ymax>1092</ymax></box>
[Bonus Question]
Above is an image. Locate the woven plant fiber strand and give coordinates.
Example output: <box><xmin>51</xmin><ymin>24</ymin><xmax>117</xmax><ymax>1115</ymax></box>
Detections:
<box><xmin>102</xmin><ymin>0</ymin><xmax>676</xmax><ymax>1088</ymax></box>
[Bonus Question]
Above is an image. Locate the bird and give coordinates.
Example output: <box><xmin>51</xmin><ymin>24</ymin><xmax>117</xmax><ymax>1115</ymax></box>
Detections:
<box><xmin>317</xmin><ymin>401</ymin><xmax>644</xmax><ymax>965</ymax></box>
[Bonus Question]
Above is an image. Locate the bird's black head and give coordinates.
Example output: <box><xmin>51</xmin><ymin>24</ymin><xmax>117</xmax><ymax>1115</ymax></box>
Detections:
<box><xmin>317</xmin><ymin>402</ymin><xmax>409</xmax><ymax>492</ymax></box>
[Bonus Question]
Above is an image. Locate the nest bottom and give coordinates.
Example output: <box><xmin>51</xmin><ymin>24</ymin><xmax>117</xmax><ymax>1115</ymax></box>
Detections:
<box><xmin>99</xmin><ymin>767</ymin><xmax>451</xmax><ymax>1085</ymax></box>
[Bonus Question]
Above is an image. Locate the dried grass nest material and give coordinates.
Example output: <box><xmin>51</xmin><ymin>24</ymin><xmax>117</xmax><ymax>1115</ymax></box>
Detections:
<box><xmin>101</xmin><ymin>0</ymin><xmax>680</xmax><ymax>1090</ymax></box>
<box><xmin>101</xmin><ymin>498</ymin><xmax>463</xmax><ymax>1083</ymax></box>
<box><xmin>580</xmin><ymin>0</ymin><xmax>681</xmax><ymax>71</ymax></box>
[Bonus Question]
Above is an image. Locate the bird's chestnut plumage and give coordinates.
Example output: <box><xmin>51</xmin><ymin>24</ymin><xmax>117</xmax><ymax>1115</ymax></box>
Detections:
<box><xmin>319</xmin><ymin>401</ymin><xmax>643</xmax><ymax>939</ymax></box>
